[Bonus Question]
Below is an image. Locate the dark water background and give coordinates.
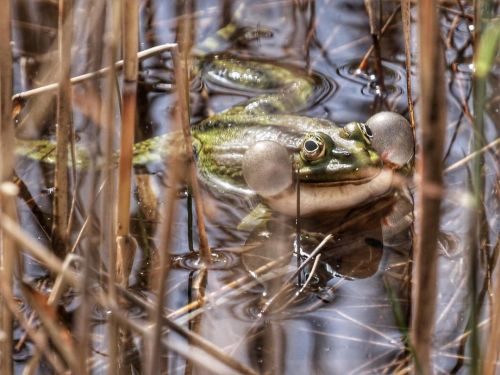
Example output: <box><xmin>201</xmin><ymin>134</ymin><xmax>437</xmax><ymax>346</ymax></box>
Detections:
<box><xmin>10</xmin><ymin>0</ymin><xmax>499</xmax><ymax>374</ymax></box>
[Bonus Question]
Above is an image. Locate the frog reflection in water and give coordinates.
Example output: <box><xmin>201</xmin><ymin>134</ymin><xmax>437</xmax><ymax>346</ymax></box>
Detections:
<box><xmin>16</xmin><ymin>24</ymin><xmax>413</xmax><ymax>228</ymax></box>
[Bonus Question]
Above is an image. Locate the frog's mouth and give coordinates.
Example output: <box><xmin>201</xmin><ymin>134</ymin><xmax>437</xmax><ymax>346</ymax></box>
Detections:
<box><xmin>264</xmin><ymin>168</ymin><xmax>393</xmax><ymax>216</ymax></box>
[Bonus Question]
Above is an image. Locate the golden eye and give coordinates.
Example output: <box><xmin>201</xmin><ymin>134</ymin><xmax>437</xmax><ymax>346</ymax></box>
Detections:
<box><xmin>301</xmin><ymin>136</ymin><xmax>325</xmax><ymax>161</ymax></box>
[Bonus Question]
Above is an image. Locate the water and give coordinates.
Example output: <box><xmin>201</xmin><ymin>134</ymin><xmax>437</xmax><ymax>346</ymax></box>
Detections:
<box><xmin>10</xmin><ymin>0</ymin><xmax>499</xmax><ymax>374</ymax></box>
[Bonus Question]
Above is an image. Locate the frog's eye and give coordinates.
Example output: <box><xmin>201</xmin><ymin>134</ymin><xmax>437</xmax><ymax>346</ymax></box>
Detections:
<box><xmin>301</xmin><ymin>136</ymin><xmax>325</xmax><ymax>161</ymax></box>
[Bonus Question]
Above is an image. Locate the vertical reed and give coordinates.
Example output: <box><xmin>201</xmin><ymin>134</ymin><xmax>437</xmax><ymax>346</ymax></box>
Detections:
<box><xmin>401</xmin><ymin>0</ymin><xmax>416</xmax><ymax>131</ymax></box>
<box><xmin>175</xmin><ymin>0</ymin><xmax>211</xmax><ymax>263</ymax></box>
<box><xmin>100</xmin><ymin>0</ymin><xmax>121</xmax><ymax>373</ymax></box>
<box><xmin>115</xmin><ymin>0</ymin><xmax>139</xmax><ymax>287</ymax></box>
<box><xmin>364</xmin><ymin>0</ymin><xmax>386</xmax><ymax>92</ymax></box>
<box><xmin>471</xmin><ymin>3</ymin><xmax>497</xmax><ymax>372</ymax></box>
<box><xmin>0</xmin><ymin>0</ymin><xmax>16</xmax><ymax>372</ymax></box>
<box><xmin>53</xmin><ymin>0</ymin><xmax>74</xmax><ymax>258</ymax></box>
<box><xmin>411</xmin><ymin>0</ymin><xmax>447</xmax><ymax>373</ymax></box>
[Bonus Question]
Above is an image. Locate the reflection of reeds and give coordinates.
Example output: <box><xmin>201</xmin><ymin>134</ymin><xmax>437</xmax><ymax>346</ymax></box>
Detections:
<box><xmin>411</xmin><ymin>0</ymin><xmax>447</xmax><ymax>374</ymax></box>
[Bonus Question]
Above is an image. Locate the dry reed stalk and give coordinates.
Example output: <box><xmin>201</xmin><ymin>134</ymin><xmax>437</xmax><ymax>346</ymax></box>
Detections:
<box><xmin>72</xmin><ymin>6</ymin><xmax>108</xmax><ymax>369</ymax></box>
<box><xmin>93</xmin><ymin>292</ymin><xmax>245</xmax><ymax>374</ymax></box>
<box><xmin>100</xmin><ymin>0</ymin><xmax>121</xmax><ymax>373</ymax></box>
<box><xmin>21</xmin><ymin>283</ymin><xmax>79</xmax><ymax>373</ymax></box>
<box><xmin>0</xmin><ymin>188</ymin><xmax>15</xmax><ymax>375</ymax></box>
<box><xmin>0</xmin><ymin>1</ymin><xmax>16</xmax><ymax>372</ymax></box>
<box><xmin>411</xmin><ymin>0</ymin><xmax>447</xmax><ymax>373</ymax></box>
<box><xmin>21</xmin><ymin>255</ymin><xmax>81</xmax><ymax>372</ymax></box>
<box><xmin>401</xmin><ymin>0</ymin><xmax>416</xmax><ymax>131</ymax></box>
<box><xmin>144</xmin><ymin>153</ymin><xmax>183</xmax><ymax>374</ymax></box>
<box><xmin>112</xmin><ymin>278</ymin><xmax>258</xmax><ymax>375</ymax></box>
<box><xmin>144</xmin><ymin>43</ymin><xmax>190</xmax><ymax>375</ymax></box>
<box><xmin>184</xmin><ymin>268</ymin><xmax>208</xmax><ymax>375</ymax></box>
<box><xmin>115</xmin><ymin>0</ymin><xmax>139</xmax><ymax>287</ymax></box>
<box><xmin>450</xmin><ymin>139</ymin><xmax>500</xmax><ymax>174</ymax></box>
<box><xmin>172</xmin><ymin>196</ymin><xmax>400</xmax><ymax>323</ymax></box>
<box><xmin>0</xmin><ymin>206</ymin><xmax>251</xmax><ymax>373</ymax></box>
<box><xmin>357</xmin><ymin>6</ymin><xmax>400</xmax><ymax>75</ymax></box>
<box><xmin>174</xmin><ymin>0</ymin><xmax>211</xmax><ymax>263</ymax></box>
<box><xmin>482</xmin><ymin>241</ymin><xmax>500</xmax><ymax>375</ymax></box>
<box><xmin>0</xmin><ymin>281</ymin><xmax>66</xmax><ymax>374</ymax></box>
<box><xmin>470</xmin><ymin>5</ymin><xmax>498</xmax><ymax>372</ymax></box>
<box><xmin>363</xmin><ymin>0</ymin><xmax>386</xmax><ymax>92</ymax></box>
<box><xmin>52</xmin><ymin>0</ymin><xmax>74</xmax><ymax>258</ymax></box>
<box><xmin>12</xmin><ymin>43</ymin><xmax>176</xmax><ymax>102</ymax></box>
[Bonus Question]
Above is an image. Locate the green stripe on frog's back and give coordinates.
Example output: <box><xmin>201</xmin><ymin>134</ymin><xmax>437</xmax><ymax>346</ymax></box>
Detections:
<box><xmin>191</xmin><ymin>113</ymin><xmax>338</xmax><ymax>195</ymax></box>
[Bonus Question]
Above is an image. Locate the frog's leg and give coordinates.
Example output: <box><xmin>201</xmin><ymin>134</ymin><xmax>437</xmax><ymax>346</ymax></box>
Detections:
<box><xmin>202</xmin><ymin>59</ymin><xmax>315</xmax><ymax>116</ymax></box>
<box><xmin>15</xmin><ymin>138</ymin><xmax>91</xmax><ymax>169</ymax></box>
<box><xmin>15</xmin><ymin>131</ymin><xmax>185</xmax><ymax>169</ymax></box>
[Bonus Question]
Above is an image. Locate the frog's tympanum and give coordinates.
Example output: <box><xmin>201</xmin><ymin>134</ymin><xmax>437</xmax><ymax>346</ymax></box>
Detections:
<box><xmin>15</xmin><ymin>24</ymin><xmax>414</xmax><ymax>219</ymax></box>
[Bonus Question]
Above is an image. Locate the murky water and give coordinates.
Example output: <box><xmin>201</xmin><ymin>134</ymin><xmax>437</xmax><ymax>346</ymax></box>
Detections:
<box><xmin>9</xmin><ymin>0</ymin><xmax>499</xmax><ymax>374</ymax></box>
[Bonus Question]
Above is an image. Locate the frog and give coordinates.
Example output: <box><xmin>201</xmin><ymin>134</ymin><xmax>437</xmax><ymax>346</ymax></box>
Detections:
<box><xmin>14</xmin><ymin>23</ymin><xmax>414</xmax><ymax>219</ymax></box>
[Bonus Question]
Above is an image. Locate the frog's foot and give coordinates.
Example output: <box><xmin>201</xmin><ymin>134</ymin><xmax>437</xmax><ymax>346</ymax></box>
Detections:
<box><xmin>193</xmin><ymin>23</ymin><xmax>273</xmax><ymax>57</ymax></box>
<box><xmin>232</xmin><ymin>26</ymin><xmax>274</xmax><ymax>47</ymax></box>
<box><xmin>237</xmin><ymin>203</ymin><xmax>273</xmax><ymax>232</ymax></box>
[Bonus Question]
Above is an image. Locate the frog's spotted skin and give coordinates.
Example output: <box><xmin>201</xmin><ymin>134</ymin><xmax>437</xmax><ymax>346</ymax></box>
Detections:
<box><xmin>15</xmin><ymin>138</ymin><xmax>91</xmax><ymax>170</ymax></box>
<box><xmin>14</xmin><ymin>24</ymin><xmax>395</xmax><ymax>215</ymax></box>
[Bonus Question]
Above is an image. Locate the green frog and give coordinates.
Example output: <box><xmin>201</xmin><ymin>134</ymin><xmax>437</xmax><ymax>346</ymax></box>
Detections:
<box><xmin>15</xmin><ymin>24</ymin><xmax>413</xmax><ymax>218</ymax></box>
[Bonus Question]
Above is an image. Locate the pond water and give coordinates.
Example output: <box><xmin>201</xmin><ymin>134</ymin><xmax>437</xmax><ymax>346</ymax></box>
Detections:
<box><xmin>10</xmin><ymin>0</ymin><xmax>499</xmax><ymax>374</ymax></box>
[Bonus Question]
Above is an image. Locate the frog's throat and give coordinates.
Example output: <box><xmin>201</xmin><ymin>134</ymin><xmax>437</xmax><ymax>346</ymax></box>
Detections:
<box><xmin>264</xmin><ymin>168</ymin><xmax>393</xmax><ymax>216</ymax></box>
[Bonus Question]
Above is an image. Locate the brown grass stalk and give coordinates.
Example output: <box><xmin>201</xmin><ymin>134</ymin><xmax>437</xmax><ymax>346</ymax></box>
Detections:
<box><xmin>0</xmin><ymin>205</ymin><xmax>253</xmax><ymax>373</ymax></box>
<box><xmin>411</xmin><ymin>0</ymin><xmax>447</xmax><ymax>373</ymax></box>
<box><xmin>482</xmin><ymin>240</ymin><xmax>500</xmax><ymax>375</ymax></box>
<box><xmin>11</xmin><ymin>43</ymin><xmax>176</xmax><ymax>103</ymax></box>
<box><xmin>52</xmin><ymin>0</ymin><xmax>74</xmax><ymax>258</ymax></box>
<box><xmin>357</xmin><ymin>6</ymin><xmax>400</xmax><ymax>74</ymax></box>
<box><xmin>145</xmin><ymin>43</ymin><xmax>188</xmax><ymax>375</ymax></box>
<box><xmin>172</xmin><ymin>47</ymin><xmax>212</xmax><ymax>263</ymax></box>
<box><xmin>0</xmin><ymin>281</ymin><xmax>66</xmax><ymax>374</ymax></box>
<box><xmin>100</xmin><ymin>0</ymin><xmax>121</xmax><ymax>373</ymax></box>
<box><xmin>363</xmin><ymin>0</ymin><xmax>386</xmax><ymax>92</ymax></box>
<box><xmin>21</xmin><ymin>283</ymin><xmax>79</xmax><ymax>373</ymax></box>
<box><xmin>0</xmin><ymin>0</ymin><xmax>16</xmax><ymax>372</ymax></box>
<box><xmin>115</xmin><ymin>0</ymin><xmax>139</xmax><ymax>287</ymax></box>
<box><xmin>401</xmin><ymin>0</ymin><xmax>416</xmax><ymax>131</ymax></box>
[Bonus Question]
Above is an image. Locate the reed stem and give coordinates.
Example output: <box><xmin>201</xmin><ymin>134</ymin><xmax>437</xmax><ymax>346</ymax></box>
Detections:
<box><xmin>115</xmin><ymin>0</ymin><xmax>139</xmax><ymax>287</ymax></box>
<box><xmin>411</xmin><ymin>0</ymin><xmax>447</xmax><ymax>373</ymax></box>
<box><xmin>0</xmin><ymin>0</ymin><xmax>15</xmax><ymax>372</ymax></box>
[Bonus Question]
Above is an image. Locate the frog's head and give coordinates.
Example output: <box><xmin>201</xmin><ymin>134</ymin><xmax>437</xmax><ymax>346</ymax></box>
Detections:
<box><xmin>242</xmin><ymin>113</ymin><xmax>414</xmax><ymax>216</ymax></box>
<box><xmin>296</xmin><ymin>121</ymin><xmax>381</xmax><ymax>185</ymax></box>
